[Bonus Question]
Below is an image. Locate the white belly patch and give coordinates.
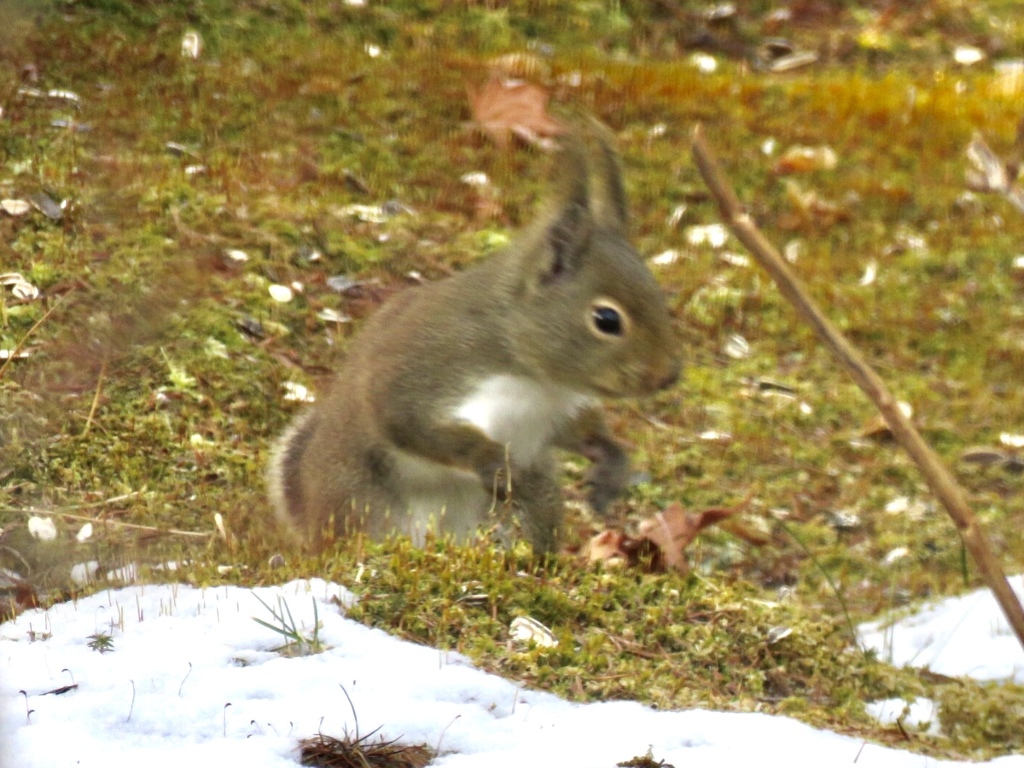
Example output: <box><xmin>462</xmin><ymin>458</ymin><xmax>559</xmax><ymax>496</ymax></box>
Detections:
<box><xmin>453</xmin><ymin>374</ymin><xmax>594</xmax><ymax>465</ymax></box>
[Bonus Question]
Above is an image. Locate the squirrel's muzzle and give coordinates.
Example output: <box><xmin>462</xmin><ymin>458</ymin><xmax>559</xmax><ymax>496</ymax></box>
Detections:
<box><xmin>651</xmin><ymin>355</ymin><xmax>682</xmax><ymax>392</ymax></box>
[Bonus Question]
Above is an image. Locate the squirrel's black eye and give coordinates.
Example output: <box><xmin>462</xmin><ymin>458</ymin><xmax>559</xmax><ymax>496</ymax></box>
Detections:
<box><xmin>592</xmin><ymin>305</ymin><xmax>623</xmax><ymax>336</ymax></box>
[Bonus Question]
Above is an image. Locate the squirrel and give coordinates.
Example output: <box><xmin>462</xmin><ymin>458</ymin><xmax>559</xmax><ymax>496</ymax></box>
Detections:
<box><xmin>267</xmin><ymin>119</ymin><xmax>681</xmax><ymax>553</ymax></box>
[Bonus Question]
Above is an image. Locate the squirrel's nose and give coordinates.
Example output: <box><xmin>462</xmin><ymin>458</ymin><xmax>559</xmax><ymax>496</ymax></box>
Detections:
<box><xmin>647</xmin><ymin>356</ymin><xmax>681</xmax><ymax>392</ymax></box>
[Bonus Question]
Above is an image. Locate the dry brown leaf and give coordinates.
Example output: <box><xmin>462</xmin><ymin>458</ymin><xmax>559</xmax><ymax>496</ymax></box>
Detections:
<box><xmin>489</xmin><ymin>52</ymin><xmax>550</xmax><ymax>79</ymax></box>
<box><xmin>584</xmin><ymin>493</ymin><xmax>756</xmax><ymax>573</ymax></box>
<box><xmin>467</xmin><ymin>74</ymin><xmax>563</xmax><ymax>149</ymax></box>
<box><xmin>773</xmin><ymin>145</ymin><xmax>837</xmax><ymax>174</ymax></box>
<box><xmin>965</xmin><ymin>132</ymin><xmax>1024</xmax><ymax>215</ymax></box>
<box><xmin>638</xmin><ymin>503</ymin><xmax>739</xmax><ymax>572</ymax></box>
<box><xmin>584</xmin><ymin>528</ymin><xmax>629</xmax><ymax>565</ymax></box>
<box><xmin>860</xmin><ymin>400</ymin><xmax>914</xmax><ymax>440</ymax></box>
<box><xmin>782</xmin><ymin>179</ymin><xmax>849</xmax><ymax>228</ymax></box>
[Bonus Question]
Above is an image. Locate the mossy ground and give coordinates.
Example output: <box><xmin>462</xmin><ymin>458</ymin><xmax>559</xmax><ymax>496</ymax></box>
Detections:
<box><xmin>1</xmin><ymin>0</ymin><xmax>1023</xmax><ymax>759</ymax></box>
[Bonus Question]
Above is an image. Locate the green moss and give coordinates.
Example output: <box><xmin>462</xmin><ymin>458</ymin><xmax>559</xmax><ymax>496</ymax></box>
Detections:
<box><xmin>938</xmin><ymin>680</ymin><xmax>1024</xmax><ymax>752</ymax></box>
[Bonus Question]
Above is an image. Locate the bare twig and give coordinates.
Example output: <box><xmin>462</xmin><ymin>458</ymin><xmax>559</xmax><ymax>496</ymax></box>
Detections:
<box><xmin>0</xmin><ymin>290</ymin><xmax>73</xmax><ymax>381</ymax></box>
<box><xmin>691</xmin><ymin>124</ymin><xmax>1024</xmax><ymax>652</ymax></box>
<box><xmin>53</xmin><ymin>492</ymin><xmax>141</xmax><ymax>510</ymax></box>
<box><xmin>11</xmin><ymin>507</ymin><xmax>211</xmax><ymax>539</ymax></box>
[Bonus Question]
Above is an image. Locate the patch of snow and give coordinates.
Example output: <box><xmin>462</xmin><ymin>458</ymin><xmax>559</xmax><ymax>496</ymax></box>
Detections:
<box><xmin>1</xmin><ymin>578</ymin><xmax>1023</xmax><ymax>767</ymax></box>
<box><xmin>859</xmin><ymin>574</ymin><xmax>1024</xmax><ymax>682</ymax></box>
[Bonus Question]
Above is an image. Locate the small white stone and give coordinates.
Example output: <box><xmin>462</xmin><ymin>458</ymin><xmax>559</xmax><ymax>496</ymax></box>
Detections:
<box><xmin>70</xmin><ymin>561</ymin><xmax>100</xmax><ymax>586</ymax></box>
<box><xmin>883</xmin><ymin>546</ymin><xmax>909</xmax><ymax>565</ymax></box>
<box><xmin>214</xmin><ymin>512</ymin><xmax>228</xmax><ymax>540</ymax></box>
<box><xmin>181</xmin><ymin>31</ymin><xmax>202</xmax><ymax>59</ymax></box>
<box><xmin>689</xmin><ymin>52</ymin><xmax>717</xmax><ymax>73</ymax></box>
<box><xmin>666</xmin><ymin>204</ymin><xmax>687</xmax><ymax>228</ymax></box>
<box><xmin>723</xmin><ymin>333</ymin><xmax>750</xmax><ymax>360</ymax></box>
<box><xmin>999</xmin><ymin>432</ymin><xmax>1024</xmax><ymax>449</ymax></box>
<box><xmin>766</xmin><ymin>626</ymin><xmax>792</xmax><ymax>644</ymax></box>
<box><xmin>718</xmin><ymin>252</ymin><xmax>750</xmax><ymax>268</ymax></box>
<box><xmin>953</xmin><ymin>45</ymin><xmax>984</xmax><ymax>66</ymax></box>
<box><xmin>1</xmin><ymin>199</ymin><xmax>31</xmax><ymax>216</ymax></box>
<box><xmin>47</xmin><ymin>89</ymin><xmax>81</xmax><ymax>104</ymax></box>
<box><xmin>460</xmin><ymin>171</ymin><xmax>490</xmax><ymax>187</ymax></box>
<box><xmin>317</xmin><ymin>308</ymin><xmax>351</xmax><ymax>325</ymax></box>
<box><xmin>335</xmin><ymin>204</ymin><xmax>387</xmax><ymax>223</ymax></box>
<box><xmin>510</xmin><ymin>616</ymin><xmax>557</xmax><ymax>648</ymax></box>
<box><xmin>699</xmin><ymin>430</ymin><xmax>732</xmax><ymax>442</ymax></box>
<box><xmin>27</xmin><ymin>515</ymin><xmax>57</xmax><ymax>541</ymax></box>
<box><xmin>885</xmin><ymin>496</ymin><xmax>910</xmax><ymax>515</ymax></box>
<box><xmin>650</xmin><ymin>249</ymin><xmax>682</xmax><ymax>266</ymax></box>
<box><xmin>685</xmin><ymin>223</ymin><xmax>728</xmax><ymax>248</ymax></box>
<box><xmin>283</xmin><ymin>381</ymin><xmax>316</xmax><ymax>403</ymax></box>
<box><xmin>859</xmin><ymin>260</ymin><xmax>878</xmax><ymax>286</ymax></box>
<box><xmin>268</xmin><ymin>284</ymin><xmax>294</xmax><ymax>303</ymax></box>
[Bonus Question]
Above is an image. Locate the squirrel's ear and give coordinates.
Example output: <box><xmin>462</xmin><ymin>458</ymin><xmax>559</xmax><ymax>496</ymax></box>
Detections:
<box><xmin>585</xmin><ymin>119</ymin><xmax>629</xmax><ymax>233</ymax></box>
<box><xmin>544</xmin><ymin>198</ymin><xmax>589</xmax><ymax>282</ymax></box>
<box><xmin>521</xmin><ymin>121</ymin><xmax>628</xmax><ymax>288</ymax></box>
<box><xmin>529</xmin><ymin>134</ymin><xmax>593</xmax><ymax>284</ymax></box>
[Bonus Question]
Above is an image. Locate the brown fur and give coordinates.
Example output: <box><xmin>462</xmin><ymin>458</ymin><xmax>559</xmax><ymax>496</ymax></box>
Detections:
<box><xmin>267</xmin><ymin>121</ymin><xmax>681</xmax><ymax>552</ymax></box>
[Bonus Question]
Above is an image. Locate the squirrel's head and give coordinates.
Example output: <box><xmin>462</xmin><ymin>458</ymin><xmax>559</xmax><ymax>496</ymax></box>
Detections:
<box><xmin>506</xmin><ymin>121</ymin><xmax>681</xmax><ymax>398</ymax></box>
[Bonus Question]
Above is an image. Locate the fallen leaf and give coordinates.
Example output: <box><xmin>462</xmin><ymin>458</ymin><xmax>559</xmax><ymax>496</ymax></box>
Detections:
<box><xmin>489</xmin><ymin>52</ymin><xmax>550</xmax><ymax>79</ymax></box>
<box><xmin>467</xmin><ymin>75</ymin><xmax>563</xmax><ymax>149</ymax></box>
<box><xmin>782</xmin><ymin>180</ymin><xmax>848</xmax><ymax>228</ymax></box>
<box><xmin>966</xmin><ymin>133</ymin><xmax>1010</xmax><ymax>191</ymax></box>
<box><xmin>773</xmin><ymin>145</ymin><xmax>837</xmax><ymax>174</ymax></box>
<box><xmin>584</xmin><ymin>492</ymin><xmax>756</xmax><ymax>573</ymax></box>
<box><xmin>638</xmin><ymin>503</ymin><xmax>740</xmax><ymax>572</ymax></box>
<box><xmin>860</xmin><ymin>401</ymin><xmax>913</xmax><ymax>440</ymax></box>
<box><xmin>585</xmin><ymin>529</ymin><xmax>629</xmax><ymax>565</ymax></box>
<box><xmin>965</xmin><ymin>132</ymin><xmax>1024</xmax><ymax>215</ymax></box>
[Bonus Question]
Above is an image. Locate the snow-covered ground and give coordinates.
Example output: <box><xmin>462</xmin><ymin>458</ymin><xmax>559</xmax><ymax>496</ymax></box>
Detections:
<box><xmin>2</xmin><ymin>576</ymin><xmax>1022</xmax><ymax>768</ymax></box>
<box><xmin>859</xmin><ymin>574</ymin><xmax>1024</xmax><ymax>682</ymax></box>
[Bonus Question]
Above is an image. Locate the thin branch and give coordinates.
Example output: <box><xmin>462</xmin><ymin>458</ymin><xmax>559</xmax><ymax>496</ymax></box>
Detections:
<box><xmin>0</xmin><ymin>492</ymin><xmax>141</xmax><ymax>513</ymax></box>
<box><xmin>58</xmin><ymin>492</ymin><xmax>141</xmax><ymax>510</ymax></box>
<box><xmin>0</xmin><ymin>289</ymin><xmax>73</xmax><ymax>381</ymax></box>
<box><xmin>691</xmin><ymin>124</ymin><xmax>1024</xmax><ymax>652</ymax></box>
<box><xmin>12</xmin><ymin>507</ymin><xmax>211</xmax><ymax>539</ymax></box>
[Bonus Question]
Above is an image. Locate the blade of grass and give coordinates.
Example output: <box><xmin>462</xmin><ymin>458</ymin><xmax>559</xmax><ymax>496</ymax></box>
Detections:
<box><xmin>780</xmin><ymin>520</ymin><xmax>859</xmax><ymax>651</ymax></box>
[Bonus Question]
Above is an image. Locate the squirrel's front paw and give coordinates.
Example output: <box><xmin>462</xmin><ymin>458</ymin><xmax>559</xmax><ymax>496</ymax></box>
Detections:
<box><xmin>585</xmin><ymin>454</ymin><xmax>628</xmax><ymax>514</ymax></box>
<box><xmin>477</xmin><ymin>458</ymin><xmax>511</xmax><ymax>502</ymax></box>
